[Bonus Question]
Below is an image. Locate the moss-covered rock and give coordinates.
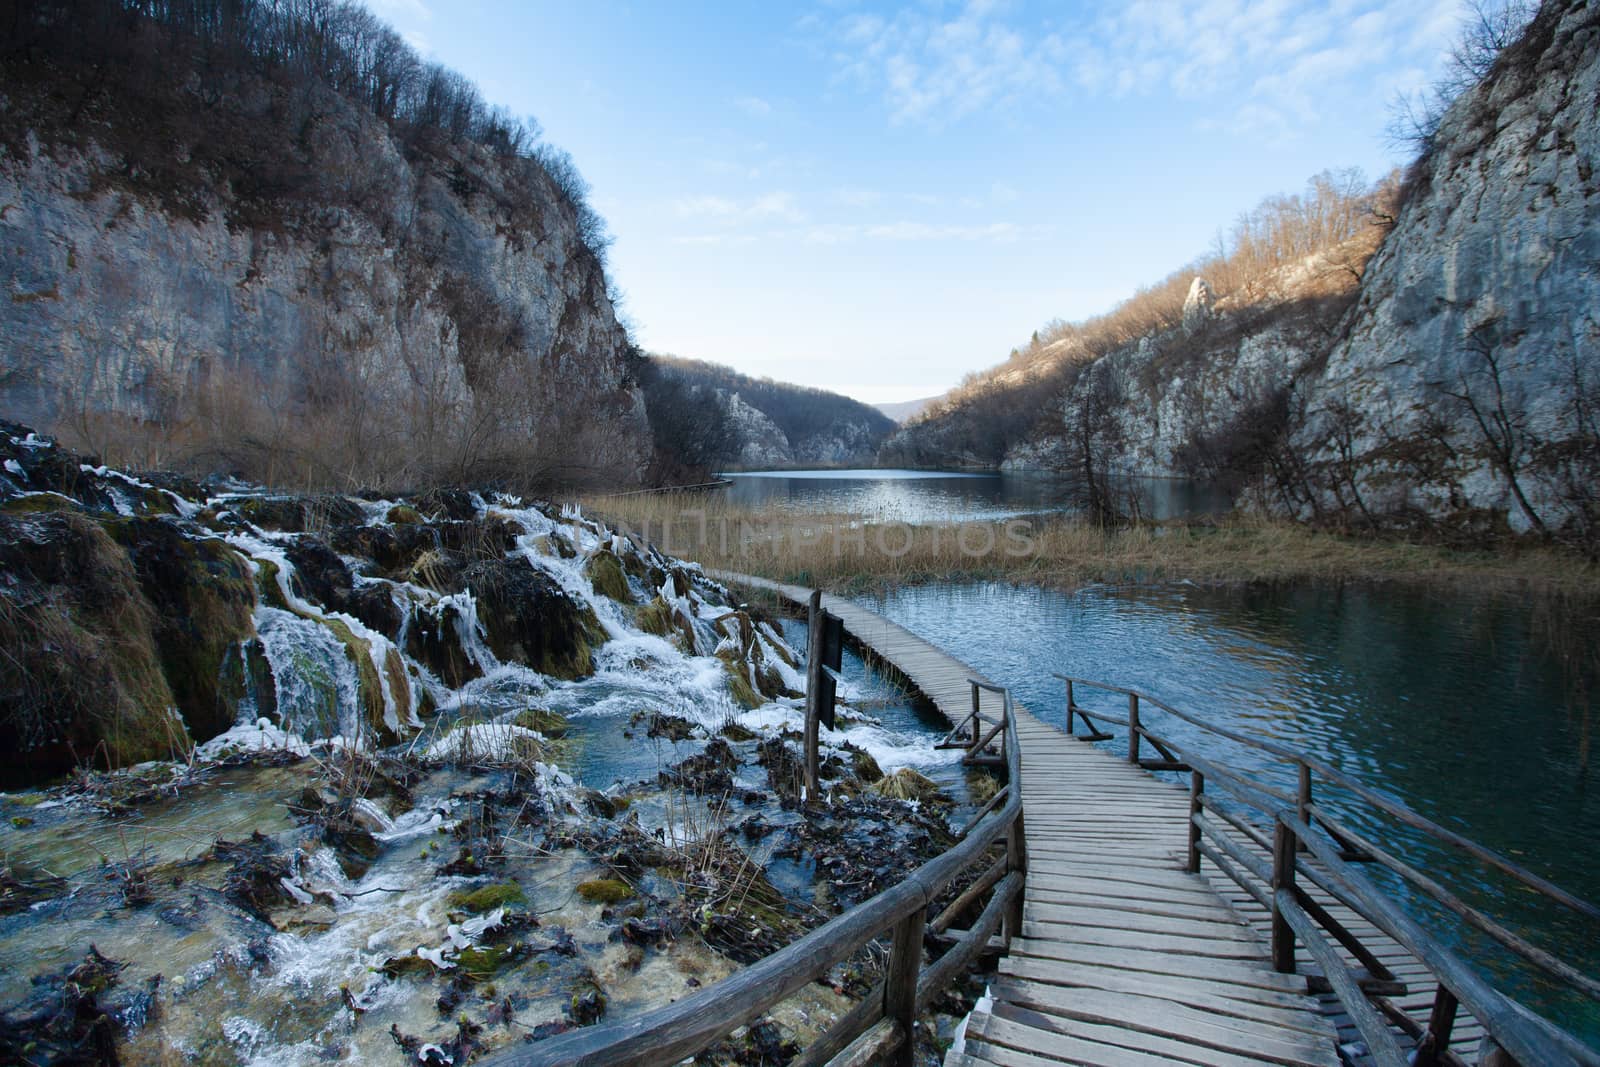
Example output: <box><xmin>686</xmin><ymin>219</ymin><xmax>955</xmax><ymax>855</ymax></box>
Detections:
<box><xmin>720</xmin><ymin>721</ymin><xmax>758</xmax><ymax>743</ymax></box>
<box><xmin>232</xmin><ymin>495</ymin><xmax>364</xmax><ymax>533</ymax></box>
<box><xmin>847</xmin><ymin>745</ymin><xmax>884</xmax><ymax>784</ymax></box>
<box><xmin>282</xmin><ymin>537</ymin><xmax>401</xmax><ymax>638</ymax></box>
<box><xmin>448</xmin><ymin>881</ymin><xmax>526</xmax><ymax>913</ymax></box>
<box><xmin>404</xmin><ymin>597</ymin><xmax>484</xmax><ymax>689</ymax></box>
<box><xmin>464</xmin><ymin>558</ymin><xmax>606</xmax><ymax>679</ymax></box>
<box><xmin>1</xmin><ymin>493</ymin><xmax>83</xmax><ymax>516</ymax></box>
<box><xmin>634</xmin><ymin>597</ymin><xmax>678</xmax><ymax>639</ymax></box>
<box><xmin>412</xmin><ymin>488</ymin><xmax>479</xmax><ymax>521</ymax></box>
<box><xmin>576</xmin><ymin>878</ymin><xmax>634</xmax><ymax>904</ymax></box>
<box><xmin>0</xmin><ymin>512</ymin><xmax>186</xmax><ymax>787</ymax></box>
<box><xmin>101</xmin><ymin>517</ymin><xmax>257</xmax><ymax>742</ymax></box>
<box><xmin>456</xmin><ymin>941</ymin><xmax>532</xmax><ymax>981</ymax></box>
<box><xmin>386</xmin><ymin>504</ymin><xmax>424</xmax><ymax>525</ymax></box>
<box><xmin>330</xmin><ymin>521</ymin><xmax>440</xmax><ymax>577</ymax></box>
<box><xmin>584</xmin><ymin>549</ymin><xmax>632</xmax><ymax>603</ymax></box>
<box><xmin>512</xmin><ymin>708</ymin><xmax>570</xmax><ymax>738</ymax></box>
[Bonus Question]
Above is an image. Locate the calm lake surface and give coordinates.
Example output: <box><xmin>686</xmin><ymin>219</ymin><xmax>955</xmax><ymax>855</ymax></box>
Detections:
<box><xmin>721</xmin><ymin>468</ymin><xmax>1232</xmax><ymax>522</ymax></box>
<box><xmin>865</xmin><ymin>580</ymin><xmax>1599</xmax><ymax>1043</ymax></box>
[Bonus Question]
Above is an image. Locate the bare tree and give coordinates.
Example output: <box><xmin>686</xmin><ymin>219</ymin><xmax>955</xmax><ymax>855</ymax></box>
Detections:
<box><xmin>1444</xmin><ymin>325</ymin><xmax>1548</xmax><ymax>534</ymax></box>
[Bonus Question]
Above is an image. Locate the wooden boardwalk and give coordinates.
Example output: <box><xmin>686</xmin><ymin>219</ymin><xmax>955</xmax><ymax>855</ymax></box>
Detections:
<box><xmin>717</xmin><ymin>574</ymin><xmax>1345</xmax><ymax>1067</ymax></box>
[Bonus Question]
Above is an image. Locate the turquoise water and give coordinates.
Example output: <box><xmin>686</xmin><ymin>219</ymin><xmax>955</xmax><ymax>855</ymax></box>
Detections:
<box><xmin>867</xmin><ymin>580</ymin><xmax>1600</xmax><ymax>1046</ymax></box>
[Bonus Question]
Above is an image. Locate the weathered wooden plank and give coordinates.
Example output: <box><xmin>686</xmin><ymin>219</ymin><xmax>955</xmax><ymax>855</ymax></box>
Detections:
<box><xmin>1008</xmin><ymin>938</ymin><xmax>1310</xmax><ymax>992</ymax></box>
<box><xmin>1024</xmin><ymin>886</ymin><xmax>1245</xmax><ymax>922</ymax></box>
<box><xmin>1025</xmin><ymin>902</ymin><xmax>1259</xmax><ymax>937</ymax></box>
<box><xmin>991</xmin><ymin>979</ymin><xmax>1338</xmax><ymax>1067</ymax></box>
<box><xmin>998</xmin><ymin>956</ymin><xmax>1330</xmax><ymax>1021</ymax></box>
<box><xmin>969</xmin><ymin>1013</ymin><xmax>1179</xmax><ymax>1067</ymax></box>
<box><xmin>988</xmin><ymin>1002</ymin><xmax>1299</xmax><ymax>1067</ymax></box>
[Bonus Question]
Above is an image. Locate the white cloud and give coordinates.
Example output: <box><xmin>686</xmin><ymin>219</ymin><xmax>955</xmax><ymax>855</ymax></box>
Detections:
<box><xmin>833</xmin><ymin>187</ymin><xmax>883</xmax><ymax>207</ymax></box>
<box><xmin>673</xmin><ymin>192</ymin><xmax>805</xmax><ymax>224</ymax></box>
<box><xmin>814</xmin><ymin>0</ymin><xmax>1461</xmax><ymax>135</ymax></box>
<box><xmin>734</xmin><ymin>95</ymin><xmax>774</xmax><ymax>117</ymax></box>
<box><xmin>799</xmin><ymin>220</ymin><xmax>1035</xmax><ymax>244</ymax></box>
<box><xmin>673</xmin><ymin>233</ymin><xmax>759</xmax><ymax>247</ymax></box>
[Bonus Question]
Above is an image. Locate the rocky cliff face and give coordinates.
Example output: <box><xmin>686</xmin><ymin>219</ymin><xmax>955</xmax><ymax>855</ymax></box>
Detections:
<box><xmin>1293</xmin><ymin>0</ymin><xmax>1600</xmax><ymax>535</ymax></box>
<box><xmin>918</xmin><ymin>0</ymin><xmax>1599</xmax><ymax>544</ymax></box>
<box><xmin>652</xmin><ymin>356</ymin><xmax>894</xmax><ymax>469</ymax></box>
<box><xmin>0</xmin><ymin>39</ymin><xmax>648</xmax><ymax>490</ymax></box>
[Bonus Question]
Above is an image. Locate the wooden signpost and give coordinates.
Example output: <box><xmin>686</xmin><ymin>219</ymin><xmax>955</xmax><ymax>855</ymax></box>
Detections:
<box><xmin>802</xmin><ymin>590</ymin><xmax>844</xmax><ymax>799</ymax></box>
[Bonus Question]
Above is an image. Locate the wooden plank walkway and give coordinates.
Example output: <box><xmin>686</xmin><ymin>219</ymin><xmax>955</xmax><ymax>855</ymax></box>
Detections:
<box><xmin>715</xmin><ymin>573</ymin><xmax>1344</xmax><ymax>1067</ymax></box>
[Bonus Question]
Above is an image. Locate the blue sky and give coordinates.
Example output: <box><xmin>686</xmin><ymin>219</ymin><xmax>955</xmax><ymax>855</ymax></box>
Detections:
<box><xmin>367</xmin><ymin>0</ymin><xmax>1462</xmax><ymax>405</ymax></box>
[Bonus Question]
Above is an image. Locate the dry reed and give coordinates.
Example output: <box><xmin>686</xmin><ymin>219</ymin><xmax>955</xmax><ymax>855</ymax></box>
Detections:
<box><xmin>578</xmin><ymin>493</ymin><xmax>1600</xmax><ymax>599</ymax></box>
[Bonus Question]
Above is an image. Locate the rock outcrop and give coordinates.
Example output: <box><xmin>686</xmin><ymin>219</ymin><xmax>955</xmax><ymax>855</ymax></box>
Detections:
<box><xmin>1293</xmin><ymin>0</ymin><xmax>1600</xmax><ymax>535</ymax></box>
<box><xmin>0</xmin><ymin>420</ymin><xmax>765</xmax><ymax>787</ymax></box>
<box><xmin>0</xmin><ymin>9</ymin><xmax>649</xmax><ymax>489</ymax></box>
<box><xmin>1182</xmin><ymin>277</ymin><xmax>1215</xmax><ymax>334</ymax></box>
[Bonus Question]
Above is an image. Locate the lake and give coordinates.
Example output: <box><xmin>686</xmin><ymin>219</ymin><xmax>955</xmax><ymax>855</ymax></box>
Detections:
<box><xmin>721</xmin><ymin>468</ymin><xmax>1233</xmax><ymax>522</ymax></box>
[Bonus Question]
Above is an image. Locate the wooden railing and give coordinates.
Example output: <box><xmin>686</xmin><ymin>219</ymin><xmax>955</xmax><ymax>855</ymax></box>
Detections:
<box><xmin>484</xmin><ymin>679</ymin><xmax>1025</xmax><ymax>1067</ymax></box>
<box><xmin>1056</xmin><ymin>674</ymin><xmax>1600</xmax><ymax>1067</ymax></box>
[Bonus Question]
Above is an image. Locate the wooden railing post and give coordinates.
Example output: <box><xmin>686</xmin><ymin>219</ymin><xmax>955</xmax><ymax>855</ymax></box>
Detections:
<box><xmin>1271</xmin><ymin>819</ymin><xmax>1298</xmax><ymax>973</ymax></box>
<box><xmin>968</xmin><ymin>682</ymin><xmax>983</xmax><ymax>756</ymax></box>
<box><xmin>1297</xmin><ymin>762</ymin><xmax>1313</xmax><ymax>853</ymax></box>
<box><xmin>1065</xmin><ymin>678</ymin><xmax>1075</xmax><ymax>734</ymax></box>
<box><xmin>884</xmin><ymin>909</ymin><xmax>926</xmax><ymax>1067</ymax></box>
<box><xmin>1186</xmin><ymin>770</ymin><xmax>1205</xmax><ymax>874</ymax></box>
<box><xmin>1414</xmin><ymin>986</ymin><xmax>1460</xmax><ymax>1067</ymax></box>
<box><xmin>1004</xmin><ymin>701</ymin><xmax>1026</xmax><ymax>944</ymax></box>
<box><xmin>803</xmin><ymin>590</ymin><xmax>823</xmax><ymax>801</ymax></box>
<box><xmin>1127</xmin><ymin>692</ymin><xmax>1141</xmax><ymax>765</ymax></box>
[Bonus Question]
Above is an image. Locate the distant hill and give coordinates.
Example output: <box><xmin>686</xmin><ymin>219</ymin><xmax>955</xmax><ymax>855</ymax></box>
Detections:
<box><xmin>650</xmin><ymin>356</ymin><xmax>895</xmax><ymax>470</ymax></box>
<box><xmin>874</xmin><ymin>397</ymin><xmax>939</xmax><ymax>423</ymax></box>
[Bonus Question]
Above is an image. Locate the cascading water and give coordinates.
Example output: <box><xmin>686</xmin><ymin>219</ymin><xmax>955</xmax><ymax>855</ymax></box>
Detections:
<box><xmin>254</xmin><ymin>606</ymin><xmax>363</xmax><ymax>741</ymax></box>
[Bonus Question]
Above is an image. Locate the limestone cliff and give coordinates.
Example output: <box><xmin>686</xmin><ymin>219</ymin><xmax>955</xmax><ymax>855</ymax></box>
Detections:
<box><xmin>1294</xmin><ymin>0</ymin><xmax>1600</xmax><ymax>535</ymax></box>
<box><xmin>0</xmin><ymin>4</ymin><xmax>649</xmax><ymax>490</ymax></box>
<box><xmin>892</xmin><ymin>0</ymin><xmax>1600</xmax><ymax>544</ymax></box>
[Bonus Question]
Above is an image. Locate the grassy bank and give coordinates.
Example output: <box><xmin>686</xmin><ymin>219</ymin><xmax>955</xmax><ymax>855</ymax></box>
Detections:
<box><xmin>577</xmin><ymin>494</ymin><xmax>1600</xmax><ymax>599</ymax></box>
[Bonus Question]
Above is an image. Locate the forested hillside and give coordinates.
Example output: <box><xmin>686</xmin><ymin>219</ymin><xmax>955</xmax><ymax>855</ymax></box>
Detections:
<box><xmin>881</xmin><ymin>167</ymin><xmax>1395</xmax><ymax>472</ymax></box>
<box><xmin>0</xmin><ymin>0</ymin><xmax>648</xmax><ymax>489</ymax></box>
<box><xmin>643</xmin><ymin>355</ymin><xmax>894</xmax><ymax>473</ymax></box>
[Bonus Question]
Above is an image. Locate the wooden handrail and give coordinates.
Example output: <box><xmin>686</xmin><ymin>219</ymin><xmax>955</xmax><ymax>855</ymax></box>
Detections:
<box><xmin>1053</xmin><ymin>671</ymin><xmax>1600</xmax><ymax>1066</ymax></box>
<box><xmin>1052</xmin><ymin>673</ymin><xmax>1599</xmax><ymax>920</ymax></box>
<box><xmin>486</xmin><ymin>679</ymin><xmax>1025</xmax><ymax>1067</ymax></box>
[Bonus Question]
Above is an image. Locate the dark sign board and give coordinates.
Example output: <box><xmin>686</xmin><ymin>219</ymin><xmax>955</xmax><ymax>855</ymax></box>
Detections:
<box><xmin>821</xmin><ymin>612</ymin><xmax>844</xmax><ymax>672</ymax></box>
<box><xmin>816</xmin><ymin>671</ymin><xmax>837</xmax><ymax>731</ymax></box>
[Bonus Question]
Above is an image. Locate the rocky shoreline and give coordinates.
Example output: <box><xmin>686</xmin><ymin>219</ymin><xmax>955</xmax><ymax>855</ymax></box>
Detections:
<box><xmin>0</xmin><ymin>423</ymin><xmax>990</xmax><ymax>1064</ymax></box>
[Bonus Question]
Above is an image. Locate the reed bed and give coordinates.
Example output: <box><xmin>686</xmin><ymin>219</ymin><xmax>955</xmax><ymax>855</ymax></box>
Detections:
<box><xmin>577</xmin><ymin>492</ymin><xmax>1600</xmax><ymax>598</ymax></box>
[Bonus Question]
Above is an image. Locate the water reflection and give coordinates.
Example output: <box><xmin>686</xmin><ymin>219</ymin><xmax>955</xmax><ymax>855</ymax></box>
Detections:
<box><xmin>721</xmin><ymin>469</ymin><xmax>1233</xmax><ymax>523</ymax></box>
<box><xmin>866</xmin><ymin>579</ymin><xmax>1599</xmax><ymax>1042</ymax></box>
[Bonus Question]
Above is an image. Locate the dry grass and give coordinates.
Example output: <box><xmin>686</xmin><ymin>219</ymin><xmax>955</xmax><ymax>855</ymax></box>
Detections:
<box><xmin>578</xmin><ymin>493</ymin><xmax>1600</xmax><ymax>600</ymax></box>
